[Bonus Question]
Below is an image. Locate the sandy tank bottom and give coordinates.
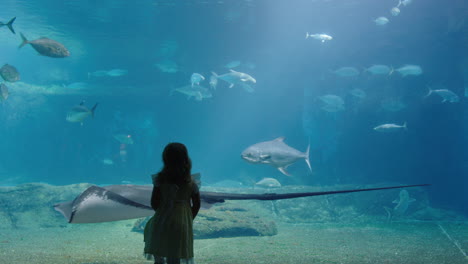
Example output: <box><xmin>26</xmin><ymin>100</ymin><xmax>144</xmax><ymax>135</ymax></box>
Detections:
<box><xmin>0</xmin><ymin>221</ymin><xmax>467</xmax><ymax>264</ymax></box>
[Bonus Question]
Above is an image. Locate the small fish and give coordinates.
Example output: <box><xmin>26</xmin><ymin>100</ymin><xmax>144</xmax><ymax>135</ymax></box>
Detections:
<box><xmin>333</xmin><ymin>67</ymin><xmax>359</xmax><ymax>77</ymax></box>
<box><xmin>349</xmin><ymin>88</ymin><xmax>366</xmax><ymax>99</ymax></box>
<box><xmin>102</xmin><ymin>159</ymin><xmax>114</xmax><ymax>165</ymax></box>
<box><xmin>394</xmin><ymin>65</ymin><xmax>423</xmax><ymax>77</ymax></box>
<box><xmin>374</xmin><ymin>122</ymin><xmax>407</xmax><ymax>132</ymax></box>
<box><xmin>19</xmin><ymin>33</ymin><xmax>70</xmax><ymax>58</ymax></box>
<box><xmin>191</xmin><ymin>73</ymin><xmax>205</xmax><ymax>87</ymax></box>
<box><xmin>172</xmin><ymin>84</ymin><xmax>212</xmax><ymax>101</ymax></box>
<box><xmin>113</xmin><ymin>134</ymin><xmax>134</xmax><ymax>144</ymax></box>
<box><xmin>255</xmin><ymin>178</ymin><xmax>281</xmax><ymax>188</ymax></box>
<box><xmin>209</xmin><ymin>74</ymin><xmax>218</xmax><ymax>90</ymax></box>
<box><xmin>391</xmin><ymin>7</ymin><xmax>401</xmax><ymax>16</ymax></box>
<box><xmin>0</xmin><ymin>17</ymin><xmax>16</xmax><ymax>34</ymax></box>
<box><xmin>319</xmin><ymin>94</ymin><xmax>345</xmax><ymax>112</ymax></box>
<box><xmin>66</xmin><ymin>101</ymin><xmax>98</xmax><ymax>124</ymax></box>
<box><xmin>154</xmin><ymin>60</ymin><xmax>178</xmax><ymax>73</ymax></box>
<box><xmin>365</xmin><ymin>65</ymin><xmax>393</xmax><ymax>75</ymax></box>
<box><xmin>397</xmin><ymin>0</ymin><xmax>413</xmax><ymax>8</ymax></box>
<box><xmin>241</xmin><ymin>137</ymin><xmax>311</xmax><ymax>176</ymax></box>
<box><xmin>106</xmin><ymin>69</ymin><xmax>128</xmax><ymax>77</ymax></box>
<box><xmin>374</xmin><ymin>17</ymin><xmax>389</xmax><ymax>26</ymax></box>
<box><xmin>305</xmin><ymin>33</ymin><xmax>333</xmax><ymax>43</ymax></box>
<box><xmin>0</xmin><ymin>83</ymin><xmax>9</xmax><ymax>101</ymax></box>
<box><xmin>0</xmin><ymin>64</ymin><xmax>20</xmax><ymax>82</ymax></box>
<box><xmin>211</xmin><ymin>70</ymin><xmax>256</xmax><ymax>89</ymax></box>
<box><xmin>425</xmin><ymin>86</ymin><xmax>459</xmax><ymax>103</ymax></box>
<box><xmin>224</xmin><ymin>60</ymin><xmax>241</xmax><ymax>69</ymax></box>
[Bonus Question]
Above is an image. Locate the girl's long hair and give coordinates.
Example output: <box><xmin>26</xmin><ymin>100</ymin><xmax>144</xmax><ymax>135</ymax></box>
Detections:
<box><xmin>155</xmin><ymin>142</ymin><xmax>192</xmax><ymax>185</ymax></box>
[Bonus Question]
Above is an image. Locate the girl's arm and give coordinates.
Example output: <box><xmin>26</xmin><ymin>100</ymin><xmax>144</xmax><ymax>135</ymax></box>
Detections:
<box><xmin>150</xmin><ymin>186</ymin><xmax>161</xmax><ymax>211</ymax></box>
<box><xmin>191</xmin><ymin>190</ymin><xmax>201</xmax><ymax>219</ymax></box>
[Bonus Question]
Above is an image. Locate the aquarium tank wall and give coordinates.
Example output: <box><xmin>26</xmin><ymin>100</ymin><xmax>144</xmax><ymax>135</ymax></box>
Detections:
<box><xmin>0</xmin><ymin>0</ymin><xmax>467</xmax><ymax>263</ymax></box>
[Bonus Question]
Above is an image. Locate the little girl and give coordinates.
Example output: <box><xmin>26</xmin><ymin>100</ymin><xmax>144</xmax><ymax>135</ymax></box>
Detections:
<box><xmin>144</xmin><ymin>143</ymin><xmax>201</xmax><ymax>264</ymax></box>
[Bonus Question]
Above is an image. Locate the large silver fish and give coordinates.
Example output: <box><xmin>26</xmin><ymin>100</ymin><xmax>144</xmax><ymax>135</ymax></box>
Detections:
<box><xmin>241</xmin><ymin>137</ymin><xmax>311</xmax><ymax>176</ymax></box>
<box><xmin>66</xmin><ymin>101</ymin><xmax>98</xmax><ymax>124</ymax></box>
<box><xmin>211</xmin><ymin>70</ymin><xmax>256</xmax><ymax>91</ymax></box>
<box><xmin>425</xmin><ymin>87</ymin><xmax>459</xmax><ymax>103</ymax></box>
<box><xmin>19</xmin><ymin>33</ymin><xmax>70</xmax><ymax>58</ymax></box>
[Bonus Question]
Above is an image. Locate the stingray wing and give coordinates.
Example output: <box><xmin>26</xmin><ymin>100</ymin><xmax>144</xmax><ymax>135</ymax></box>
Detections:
<box><xmin>54</xmin><ymin>185</ymin><xmax>154</xmax><ymax>223</ymax></box>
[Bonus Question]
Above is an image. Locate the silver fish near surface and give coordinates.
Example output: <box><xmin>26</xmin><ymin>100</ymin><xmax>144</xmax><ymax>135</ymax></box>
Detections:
<box><xmin>374</xmin><ymin>122</ymin><xmax>407</xmax><ymax>132</ymax></box>
<box><xmin>391</xmin><ymin>7</ymin><xmax>401</xmax><ymax>16</ymax></box>
<box><xmin>0</xmin><ymin>64</ymin><xmax>20</xmax><ymax>82</ymax></box>
<box><xmin>305</xmin><ymin>32</ymin><xmax>333</xmax><ymax>43</ymax></box>
<box><xmin>255</xmin><ymin>178</ymin><xmax>281</xmax><ymax>188</ymax></box>
<box><xmin>374</xmin><ymin>17</ymin><xmax>389</xmax><ymax>26</ymax></box>
<box><xmin>425</xmin><ymin>87</ymin><xmax>459</xmax><ymax>103</ymax></box>
<box><xmin>365</xmin><ymin>65</ymin><xmax>393</xmax><ymax>75</ymax></box>
<box><xmin>333</xmin><ymin>67</ymin><xmax>359</xmax><ymax>77</ymax></box>
<box><xmin>19</xmin><ymin>33</ymin><xmax>70</xmax><ymax>58</ymax></box>
<box><xmin>0</xmin><ymin>17</ymin><xmax>16</xmax><ymax>34</ymax></box>
<box><xmin>241</xmin><ymin>137</ymin><xmax>311</xmax><ymax>176</ymax></box>
<box><xmin>394</xmin><ymin>65</ymin><xmax>423</xmax><ymax>77</ymax></box>
<box><xmin>211</xmin><ymin>70</ymin><xmax>256</xmax><ymax>90</ymax></box>
<box><xmin>66</xmin><ymin>101</ymin><xmax>98</xmax><ymax>124</ymax></box>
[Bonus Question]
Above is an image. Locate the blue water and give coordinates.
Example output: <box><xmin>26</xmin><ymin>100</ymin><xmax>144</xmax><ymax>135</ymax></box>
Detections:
<box><xmin>0</xmin><ymin>0</ymin><xmax>466</xmax><ymax>215</ymax></box>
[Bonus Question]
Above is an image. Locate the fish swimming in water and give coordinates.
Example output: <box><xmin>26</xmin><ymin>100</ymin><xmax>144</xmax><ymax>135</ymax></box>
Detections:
<box><xmin>172</xmin><ymin>84</ymin><xmax>212</xmax><ymax>101</ymax></box>
<box><xmin>0</xmin><ymin>64</ymin><xmax>20</xmax><ymax>82</ymax></box>
<box><xmin>305</xmin><ymin>33</ymin><xmax>333</xmax><ymax>43</ymax></box>
<box><xmin>66</xmin><ymin>101</ymin><xmax>98</xmax><ymax>124</ymax></box>
<box><xmin>224</xmin><ymin>60</ymin><xmax>241</xmax><ymax>69</ymax></box>
<box><xmin>209</xmin><ymin>74</ymin><xmax>218</xmax><ymax>90</ymax></box>
<box><xmin>318</xmin><ymin>94</ymin><xmax>345</xmax><ymax>112</ymax></box>
<box><xmin>0</xmin><ymin>17</ymin><xmax>16</xmax><ymax>34</ymax></box>
<box><xmin>333</xmin><ymin>67</ymin><xmax>360</xmax><ymax>77</ymax></box>
<box><xmin>365</xmin><ymin>65</ymin><xmax>393</xmax><ymax>75</ymax></box>
<box><xmin>374</xmin><ymin>122</ymin><xmax>407</xmax><ymax>132</ymax></box>
<box><xmin>255</xmin><ymin>178</ymin><xmax>281</xmax><ymax>188</ymax></box>
<box><xmin>397</xmin><ymin>0</ymin><xmax>413</xmax><ymax>8</ymax></box>
<box><xmin>211</xmin><ymin>70</ymin><xmax>256</xmax><ymax>89</ymax></box>
<box><xmin>241</xmin><ymin>137</ymin><xmax>311</xmax><ymax>176</ymax></box>
<box><xmin>391</xmin><ymin>7</ymin><xmax>401</xmax><ymax>16</ymax></box>
<box><xmin>0</xmin><ymin>83</ymin><xmax>9</xmax><ymax>101</ymax></box>
<box><xmin>349</xmin><ymin>88</ymin><xmax>367</xmax><ymax>99</ymax></box>
<box><xmin>374</xmin><ymin>17</ymin><xmax>389</xmax><ymax>26</ymax></box>
<box><xmin>384</xmin><ymin>189</ymin><xmax>416</xmax><ymax>221</ymax></box>
<box><xmin>19</xmin><ymin>33</ymin><xmax>70</xmax><ymax>58</ymax></box>
<box><xmin>114</xmin><ymin>134</ymin><xmax>134</xmax><ymax>144</ymax></box>
<box><xmin>191</xmin><ymin>73</ymin><xmax>205</xmax><ymax>87</ymax></box>
<box><xmin>425</xmin><ymin>86</ymin><xmax>459</xmax><ymax>103</ymax></box>
<box><xmin>394</xmin><ymin>65</ymin><xmax>423</xmax><ymax>77</ymax></box>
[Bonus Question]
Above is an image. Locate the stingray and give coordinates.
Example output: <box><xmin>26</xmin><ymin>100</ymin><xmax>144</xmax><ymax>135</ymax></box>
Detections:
<box><xmin>54</xmin><ymin>175</ymin><xmax>429</xmax><ymax>223</ymax></box>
